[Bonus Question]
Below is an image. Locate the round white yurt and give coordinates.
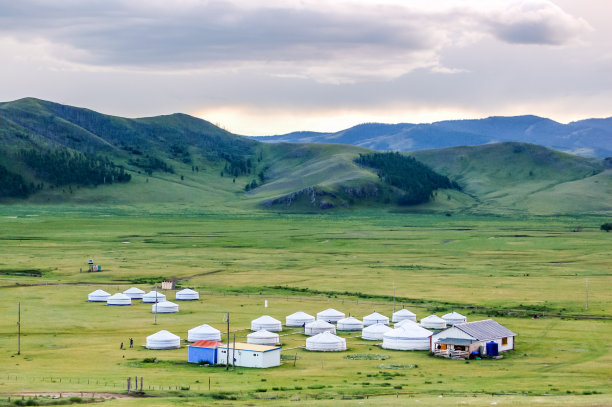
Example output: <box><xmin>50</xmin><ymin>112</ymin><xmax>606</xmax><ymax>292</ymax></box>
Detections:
<box><xmin>442</xmin><ymin>311</ymin><xmax>467</xmax><ymax>326</ymax></box>
<box><xmin>247</xmin><ymin>329</ymin><xmax>280</xmax><ymax>346</ymax></box>
<box><xmin>305</xmin><ymin>320</ymin><xmax>336</xmax><ymax>336</ymax></box>
<box><xmin>395</xmin><ymin>319</ymin><xmax>418</xmax><ymax>329</ymax></box>
<box><xmin>361</xmin><ymin>323</ymin><xmax>393</xmax><ymax>340</ymax></box>
<box><xmin>251</xmin><ymin>315</ymin><xmax>283</xmax><ymax>332</ymax></box>
<box><xmin>142</xmin><ymin>291</ymin><xmax>167</xmax><ymax>303</ymax></box>
<box><xmin>363</xmin><ymin>312</ymin><xmax>390</xmax><ymax>326</ymax></box>
<box><xmin>123</xmin><ymin>287</ymin><xmax>145</xmax><ymax>299</ymax></box>
<box><xmin>152</xmin><ymin>301</ymin><xmax>179</xmax><ymax>313</ymax></box>
<box><xmin>88</xmin><ymin>289</ymin><xmax>111</xmax><ymax>302</ymax></box>
<box><xmin>106</xmin><ymin>293</ymin><xmax>131</xmax><ymax>306</ymax></box>
<box><xmin>175</xmin><ymin>288</ymin><xmax>199</xmax><ymax>301</ymax></box>
<box><xmin>306</xmin><ymin>331</ymin><xmax>346</xmax><ymax>352</ymax></box>
<box><xmin>286</xmin><ymin>311</ymin><xmax>315</xmax><ymax>327</ymax></box>
<box><xmin>316</xmin><ymin>308</ymin><xmax>345</xmax><ymax>323</ymax></box>
<box><xmin>382</xmin><ymin>325</ymin><xmax>432</xmax><ymax>351</ymax></box>
<box><xmin>337</xmin><ymin>316</ymin><xmax>363</xmax><ymax>331</ymax></box>
<box><xmin>146</xmin><ymin>330</ymin><xmax>181</xmax><ymax>349</ymax></box>
<box><xmin>420</xmin><ymin>315</ymin><xmax>447</xmax><ymax>329</ymax></box>
<box><xmin>392</xmin><ymin>308</ymin><xmax>417</xmax><ymax>323</ymax></box>
<box><xmin>187</xmin><ymin>324</ymin><xmax>222</xmax><ymax>342</ymax></box>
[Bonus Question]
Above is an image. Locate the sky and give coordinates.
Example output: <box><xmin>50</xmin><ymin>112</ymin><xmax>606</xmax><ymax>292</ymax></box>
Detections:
<box><xmin>1</xmin><ymin>0</ymin><xmax>611</xmax><ymax>136</ymax></box>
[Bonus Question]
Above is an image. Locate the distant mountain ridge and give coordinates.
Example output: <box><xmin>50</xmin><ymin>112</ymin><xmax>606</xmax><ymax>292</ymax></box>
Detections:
<box><xmin>254</xmin><ymin>115</ymin><xmax>612</xmax><ymax>158</ymax></box>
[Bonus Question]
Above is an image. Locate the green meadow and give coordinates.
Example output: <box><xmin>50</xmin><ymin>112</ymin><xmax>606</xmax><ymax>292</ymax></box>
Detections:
<box><xmin>1</xmin><ymin>208</ymin><xmax>611</xmax><ymax>406</ymax></box>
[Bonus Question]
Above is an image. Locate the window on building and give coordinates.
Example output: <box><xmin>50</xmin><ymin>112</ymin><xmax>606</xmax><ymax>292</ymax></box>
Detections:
<box><xmin>502</xmin><ymin>337</ymin><xmax>508</xmax><ymax>345</ymax></box>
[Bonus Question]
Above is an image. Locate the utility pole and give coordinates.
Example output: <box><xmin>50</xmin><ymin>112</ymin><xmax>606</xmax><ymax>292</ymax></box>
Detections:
<box><xmin>226</xmin><ymin>312</ymin><xmax>230</xmax><ymax>371</ymax></box>
<box><xmin>17</xmin><ymin>302</ymin><xmax>21</xmax><ymax>355</ymax></box>
<box><xmin>232</xmin><ymin>333</ymin><xmax>236</xmax><ymax>371</ymax></box>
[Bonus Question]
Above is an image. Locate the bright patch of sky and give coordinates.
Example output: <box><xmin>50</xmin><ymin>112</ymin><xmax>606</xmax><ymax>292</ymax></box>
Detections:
<box><xmin>0</xmin><ymin>0</ymin><xmax>610</xmax><ymax>135</ymax></box>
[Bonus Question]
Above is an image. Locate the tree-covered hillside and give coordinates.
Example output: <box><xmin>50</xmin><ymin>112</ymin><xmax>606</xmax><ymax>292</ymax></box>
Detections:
<box><xmin>355</xmin><ymin>152</ymin><xmax>459</xmax><ymax>205</ymax></box>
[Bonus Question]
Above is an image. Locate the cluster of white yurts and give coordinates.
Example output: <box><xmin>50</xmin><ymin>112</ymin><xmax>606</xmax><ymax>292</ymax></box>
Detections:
<box><xmin>90</xmin><ymin>287</ymin><xmax>468</xmax><ymax>353</ymax></box>
<box><xmin>87</xmin><ymin>287</ymin><xmax>200</xmax><ymax>314</ymax></box>
<box><xmin>170</xmin><ymin>308</ymin><xmax>468</xmax><ymax>353</ymax></box>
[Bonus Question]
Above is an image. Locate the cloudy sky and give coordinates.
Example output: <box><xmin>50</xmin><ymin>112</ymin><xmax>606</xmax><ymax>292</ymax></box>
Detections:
<box><xmin>1</xmin><ymin>0</ymin><xmax>610</xmax><ymax>135</ymax></box>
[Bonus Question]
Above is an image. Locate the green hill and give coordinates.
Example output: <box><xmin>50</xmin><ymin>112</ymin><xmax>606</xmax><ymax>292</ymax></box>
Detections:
<box><xmin>411</xmin><ymin>142</ymin><xmax>608</xmax><ymax>215</ymax></box>
<box><xmin>1</xmin><ymin>98</ymin><xmax>611</xmax><ymax>215</ymax></box>
<box><xmin>2</xmin><ymin>97</ymin><xmax>452</xmax><ymax>210</ymax></box>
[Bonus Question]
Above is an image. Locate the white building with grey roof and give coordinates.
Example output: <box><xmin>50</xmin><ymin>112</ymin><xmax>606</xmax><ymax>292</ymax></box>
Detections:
<box><xmin>431</xmin><ymin>319</ymin><xmax>516</xmax><ymax>359</ymax></box>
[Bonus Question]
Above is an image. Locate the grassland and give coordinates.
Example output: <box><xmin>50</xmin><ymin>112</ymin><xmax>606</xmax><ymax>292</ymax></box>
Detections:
<box><xmin>0</xmin><ymin>207</ymin><xmax>611</xmax><ymax>406</ymax></box>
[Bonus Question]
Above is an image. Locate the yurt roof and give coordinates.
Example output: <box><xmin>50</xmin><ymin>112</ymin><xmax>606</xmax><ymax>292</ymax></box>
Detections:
<box><xmin>89</xmin><ymin>289</ymin><xmax>110</xmax><ymax>296</ymax></box>
<box><xmin>124</xmin><ymin>287</ymin><xmax>145</xmax><ymax>294</ymax></box>
<box><xmin>306</xmin><ymin>320</ymin><xmax>335</xmax><ymax>328</ymax></box>
<box><xmin>364</xmin><ymin>312</ymin><xmax>388</xmax><ymax>320</ymax></box>
<box><xmin>252</xmin><ymin>315</ymin><xmax>281</xmax><ymax>324</ymax></box>
<box><xmin>287</xmin><ymin>311</ymin><xmax>314</xmax><ymax>319</ymax></box>
<box><xmin>421</xmin><ymin>314</ymin><xmax>445</xmax><ymax>323</ymax></box>
<box><xmin>393</xmin><ymin>309</ymin><xmax>416</xmax><ymax>317</ymax></box>
<box><xmin>108</xmin><ymin>293</ymin><xmax>130</xmax><ymax>300</ymax></box>
<box><xmin>362</xmin><ymin>323</ymin><xmax>393</xmax><ymax>334</ymax></box>
<box><xmin>442</xmin><ymin>311</ymin><xmax>466</xmax><ymax>319</ymax></box>
<box><xmin>143</xmin><ymin>290</ymin><xmax>165</xmax><ymax>297</ymax></box>
<box><xmin>308</xmin><ymin>331</ymin><xmax>344</xmax><ymax>344</ymax></box>
<box><xmin>317</xmin><ymin>308</ymin><xmax>344</xmax><ymax>317</ymax></box>
<box><xmin>147</xmin><ymin>330</ymin><xmax>180</xmax><ymax>341</ymax></box>
<box><xmin>156</xmin><ymin>300</ymin><xmax>178</xmax><ymax>306</ymax></box>
<box><xmin>385</xmin><ymin>325</ymin><xmax>432</xmax><ymax>340</ymax></box>
<box><xmin>247</xmin><ymin>329</ymin><xmax>279</xmax><ymax>339</ymax></box>
<box><xmin>177</xmin><ymin>288</ymin><xmax>198</xmax><ymax>295</ymax></box>
<box><xmin>338</xmin><ymin>316</ymin><xmax>362</xmax><ymax>324</ymax></box>
<box><xmin>189</xmin><ymin>324</ymin><xmax>220</xmax><ymax>334</ymax></box>
<box><xmin>395</xmin><ymin>319</ymin><xmax>418</xmax><ymax>328</ymax></box>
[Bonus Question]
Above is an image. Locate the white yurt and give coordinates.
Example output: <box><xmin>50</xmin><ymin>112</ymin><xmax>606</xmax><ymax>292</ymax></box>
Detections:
<box><xmin>442</xmin><ymin>311</ymin><xmax>467</xmax><ymax>326</ymax></box>
<box><xmin>187</xmin><ymin>324</ymin><xmax>222</xmax><ymax>342</ymax></box>
<box><xmin>247</xmin><ymin>329</ymin><xmax>281</xmax><ymax>346</ymax></box>
<box><xmin>106</xmin><ymin>293</ymin><xmax>131</xmax><ymax>306</ymax></box>
<box><xmin>286</xmin><ymin>311</ymin><xmax>316</xmax><ymax>327</ymax></box>
<box><xmin>392</xmin><ymin>308</ymin><xmax>417</xmax><ymax>323</ymax></box>
<box><xmin>175</xmin><ymin>288</ymin><xmax>199</xmax><ymax>301</ymax></box>
<box><xmin>420</xmin><ymin>315</ymin><xmax>447</xmax><ymax>329</ymax></box>
<box><xmin>337</xmin><ymin>316</ymin><xmax>363</xmax><ymax>331</ymax></box>
<box><xmin>251</xmin><ymin>315</ymin><xmax>283</xmax><ymax>332</ymax></box>
<box><xmin>363</xmin><ymin>312</ymin><xmax>390</xmax><ymax>326</ymax></box>
<box><xmin>146</xmin><ymin>330</ymin><xmax>181</xmax><ymax>349</ymax></box>
<box><xmin>88</xmin><ymin>289</ymin><xmax>111</xmax><ymax>302</ymax></box>
<box><xmin>305</xmin><ymin>320</ymin><xmax>336</xmax><ymax>336</ymax></box>
<box><xmin>306</xmin><ymin>331</ymin><xmax>347</xmax><ymax>352</ymax></box>
<box><xmin>142</xmin><ymin>291</ymin><xmax>167</xmax><ymax>303</ymax></box>
<box><xmin>382</xmin><ymin>325</ymin><xmax>432</xmax><ymax>350</ymax></box>
<box><xmin>152</xmin><ymin>301</ymin><xmax>179</xmax><ymax>313</ymax></box>
<box><xmin>316</xmin><ymin>308</ymin><xmax>345</xmax><ymax>323</ymax></box>
<box><xmin>395</xmin><ymin>319</ymin><xmax>418</xmax><ymax>329</ymax></box>
<box><xmin>123</xmin><ymin>287</ymin><xmax>145</xmax><ymax>299</ymax></box>
<box><xmin>361</xmin><ymin>323</ymin><xmax>393</xmax><ymax>340</ymax></box>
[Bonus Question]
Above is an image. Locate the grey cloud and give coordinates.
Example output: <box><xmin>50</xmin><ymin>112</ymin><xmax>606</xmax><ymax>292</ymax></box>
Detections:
<box><xmin>483</xmin><ymin>1</ymin><xmax>591</xmax><ymax>45</ymax></box>
<box><xmin>0</xmin><ymin>0</ymin><xmax>592</xmax><ymax>82</ymax></box>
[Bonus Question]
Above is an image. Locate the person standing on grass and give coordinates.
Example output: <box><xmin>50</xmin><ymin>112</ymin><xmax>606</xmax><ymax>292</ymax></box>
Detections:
<box><xmin>120</xmin><ymin>342</ymin><xmax>124</xmax><ymax>350</ymax></box>
<box><xmin>129</xmin><ymin>338</ymin><xmax>133</xmax><ymax>348</ymax></box>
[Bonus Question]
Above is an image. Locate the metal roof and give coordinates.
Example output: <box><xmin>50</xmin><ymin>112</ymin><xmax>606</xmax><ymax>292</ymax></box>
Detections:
<box><xmin>189</xmin><ymin>340</ymin><xmax>222</xmax><ymax>348</ymax></box>
<box><xmin>453</xmin><ymin>319</ymin><xmax>516</xmax><ymax>340</ymax></box>
<box><xmin>437</xmin><ymin>338</ymin><xmax>475</xmax><ymax>345</ymax></box>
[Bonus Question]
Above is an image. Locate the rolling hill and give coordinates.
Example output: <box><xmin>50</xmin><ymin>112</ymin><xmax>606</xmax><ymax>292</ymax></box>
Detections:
<box><xmin>1</xmin><ymin>97</ymin><xmax>611</xmax><ymax>215</ymax></box>
<box><xmin>254</xmin><ymin>115</ymin><xmax>612</xmax><ymax>158</ymax></box>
